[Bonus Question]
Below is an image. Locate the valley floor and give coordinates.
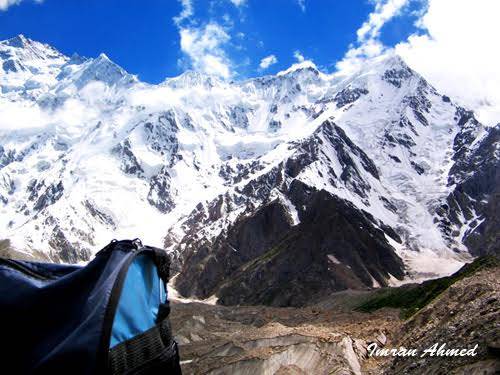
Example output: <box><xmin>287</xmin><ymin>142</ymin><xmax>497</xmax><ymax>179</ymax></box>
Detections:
<box><xmin>170</xmin><ymin>263</ymin><xmax>500</xmax><ymax>374</ymax></box>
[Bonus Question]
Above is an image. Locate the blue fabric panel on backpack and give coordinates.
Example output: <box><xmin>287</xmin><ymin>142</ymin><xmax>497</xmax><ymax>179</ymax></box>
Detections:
<box><xmin>110</xmin><ymin>254</ymin><xmax>167</xmax><ymax>348</ymax></box>
<box><xmin>0</xmin><ymin>240</ymin><xmax>171</xmax><ymax>374</ymax></box>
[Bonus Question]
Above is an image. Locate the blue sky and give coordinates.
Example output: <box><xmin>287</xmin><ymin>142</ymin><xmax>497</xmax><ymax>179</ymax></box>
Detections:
<box><xmin>1</xmin><ymin>0</ymin><xmax>499</xmax><ymax>125</ymax></box>
<box><xmin>0</xmin><ymin>0</ymin><xmax>426</xmax><ymax>83</ymax></box>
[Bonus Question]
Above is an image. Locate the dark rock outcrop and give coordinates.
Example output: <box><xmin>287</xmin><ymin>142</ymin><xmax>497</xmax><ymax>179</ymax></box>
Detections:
<box><xmin>111</xmin><ymin>139</ymin><xmax>144</xmax><ymax>176</ymax></box>
<box><xmin>175</xmin><ymin>201</ymin><xmax>292</xmax><ymax>299</ymax></box>
<box><xmin>440</xmin><ymin>124</ymin><xmax>500</xmax><ymax>256</ymax></box>
<box><xmin>382</xmin><ymin>65</ymin><xmax>413</xmax><ymax>88</ymax></box>
<box><xmin>33</xmin><ymin>181</ymin><xmax>64</xmax><ymax>212</ymax></box>
<box><xmin>334</xmin><ymin>87</ymin><xmax>368</xmax><ymax>108</ymax></box>
<box><xmin>48</xmin><ymin>226</ymin><xmax>91</xmax><ymax>263</ymax></box>
<box><xmin>286</xmin><ymin>120</ymin><xmax>379</xmax><ymax>199</ymax></box>
<box><xmin>175</xmin><ymin>180</ymin><xmax>404</xmax><ymax>307</ymax></box>
<box><xmin>84</xmin><ymin>200</ymin><xmax>115</xmax><ymax>229</ymax></box>
<box><xmin>147</xmin><ymin>167</ymin><xmax>175</xmax><ymax>213</ymax></box>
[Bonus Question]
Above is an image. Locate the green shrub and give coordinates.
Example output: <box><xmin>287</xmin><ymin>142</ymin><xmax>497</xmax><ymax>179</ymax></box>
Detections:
<box><xmin>356</xmin><ymin>255</ymin><xmax>499</xmax><ymax>319</ymax></box>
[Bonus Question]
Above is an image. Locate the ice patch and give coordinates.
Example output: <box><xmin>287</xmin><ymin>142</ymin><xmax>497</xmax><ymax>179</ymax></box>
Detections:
<box><xmin>327</xmin><ymin>254</ymin><xmax>341</xmax><ymax>265</ymax></box>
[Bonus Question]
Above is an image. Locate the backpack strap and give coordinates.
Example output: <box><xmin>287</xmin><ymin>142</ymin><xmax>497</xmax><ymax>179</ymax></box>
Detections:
<box><xmin>141</xmin><ymin>245</ymin><xmax>172</xmax><ymax>323</ymax></box>
<box><xmin>147</xmin><ymin>245</ymin><xmax>171</xmax><ymax>283</ymax></box>
<box><xmin>109</xmin><ymin>319</ymin><xmax>181</xmax><ymax>375</ymax></box>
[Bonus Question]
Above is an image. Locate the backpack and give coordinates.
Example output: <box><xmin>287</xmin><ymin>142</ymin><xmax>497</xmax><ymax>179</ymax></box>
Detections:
<box><xmin>0</xmin><ymin>239</ymin><xmax>182</xmax><ymax>374</ymax></box>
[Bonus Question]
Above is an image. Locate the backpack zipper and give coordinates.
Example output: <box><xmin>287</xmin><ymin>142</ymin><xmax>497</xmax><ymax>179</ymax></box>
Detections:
<box><xmin>0</xmin><ymin>258</ymin><xmax>54</xmax><ymax>281</ymax></box>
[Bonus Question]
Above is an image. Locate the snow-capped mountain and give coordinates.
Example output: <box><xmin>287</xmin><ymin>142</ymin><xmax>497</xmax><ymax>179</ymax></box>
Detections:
<box><xmin>0</xmin><ymin>35</ymin><xmax>498</xmax><ymax>303</ymax></box>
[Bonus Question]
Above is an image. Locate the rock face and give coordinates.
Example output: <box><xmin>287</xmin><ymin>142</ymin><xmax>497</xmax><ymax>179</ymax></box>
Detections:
<box><xmin>177</xmin><ymin>179</ymin><xmax>404</xmax><ymax>306</ymax></box>
<box><xmin>441</xmin><ymin>124</ymin><xmax>500</xmax><ymax>256</ymax></box>
<box><xmin>218</xmin><ymin>186</ymin><xmax>404</xmax><ymax>306</ymax></box>
<box><xmin>176</xmin><ymin>200</ymin><xmax>293</xmax><ymax>299</ymax></box>
<box><xmin>173</xmin><ymin>118</ymin><xmax>408</xmax><ymax>305</ymax></box>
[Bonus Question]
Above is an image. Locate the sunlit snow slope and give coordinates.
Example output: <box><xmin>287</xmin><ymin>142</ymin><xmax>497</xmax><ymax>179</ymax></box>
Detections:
<box><xmin>0</xmin><ymin>35</ymin><xmax>497</xmax><ymax>288</ymax></box>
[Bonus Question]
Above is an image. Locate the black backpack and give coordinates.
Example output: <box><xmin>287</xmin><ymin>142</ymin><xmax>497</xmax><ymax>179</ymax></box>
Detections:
<box><xmin>0</xmin><ymin>239</ymin><xmax>182</xmax><ymax>374</ymax></box>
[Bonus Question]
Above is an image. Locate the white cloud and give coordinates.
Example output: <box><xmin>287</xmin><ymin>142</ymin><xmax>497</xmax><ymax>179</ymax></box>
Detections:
<box><xmin>173</xmin><ymin>0</ymin><xmax>193</xmax><ymax>26</ymax></box>
<box><xmin>335</xmin><ymin>39</ymin><xmax>386</xmax><ymax>75</ymax></box>
<box><xmin>179</xmin><ymin>23</ymin><xmax>232</xmax><ymax>78</ymax></box>
<box><xmin>259</xmin><ymin>54</ymin><xmax>277</xmax><ymax>69</ymax></box>
<box><xmin>172</xmin><ymin>0</ymin><xmax>233</xmax><ymax>79</ymax></box>
<box><xmin>229</xmin><ymin>0</ymin><xmax>246</xmax><ymax>6</ymax></box>
<box><xmin>357</xmin><ymin>0</ymin><xmax>409</xmax><ymax>42</ymax></box>
<box><xmin>335</xmin><ymin>0</ymin><xmax>500</xmax><ymax>125</ymax></box>
<box><xmin>0</xmin><ymin>100</ymin><xmax>47</xmax><ymax>131</ymax></box>
<box><xmin>335</xmin><ymin>0</ymin><xmax>409</xmax><ymax>75</ymax></box>
<box><xmin>297</xmin><ymin>0</ymin><xmax>306</xmax><ymax>12</ymax></box>
<box><xmin>396</xmin><ymin>0</ymin><xmax>500</xmax><ymax>125</ymax></box>
<box><xmin>0</xmin><ymin>0</ymin><xmax>42</xmax><ymax>11</ymax></box>
<box><xmin>0</xmin><ymin>80</ymin><xmax>106</xmax><ymax>135</ymax></box>
<box><xmin>0</xmin><ymin>0</ymin><xmax>19</xmax><ymax>10</ymax></box>
<box><xmin>293</xmin><ymin>50</ymin><xmax>305</xmax><ymax>62</ymax></box>
<box><xmin>222</xmin><ymin>13</ymin><xmax>233</xmax><ymax>26</ymax></box>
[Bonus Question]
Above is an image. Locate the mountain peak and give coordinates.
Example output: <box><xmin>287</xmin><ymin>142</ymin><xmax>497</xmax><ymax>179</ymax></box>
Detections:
<box><xmin>379</xmin><ymin>53</ymin><xmax>410</xmax><ymax>71</ymax></box>
<box><xmin>65</xmin><ymin>53</ymin><xmax>135</xmax><ymax>88</ymax></box>
<box><xmin>277</xmin><ymin>60</ymin><xmax>319</xmax><ymax>77</ymax></box>
<box><xmin>0</xmin><ymin>34</ymin><xmax>66</xmax><ymax>62</ymax></box>
<box><xmin>163</xmin><ymin>70</ymin><xmax>223</xmax><ymax>89</ymax></box>
<box><xmin>1</xmin><ymin>34</ymin><xmax>30</xmax><ymax>48</ymax></box>
<box><xmin>96</xmin><ymin>52</ymin><xmax>110</xmax><ymax>62</ymax></box>
<box><xmin>68</xmin><ymin>52</ymin><xmax>87</xmax><ymax>65</ymax></box>
<box><xmin>86</xmin><ymin>53</ymin><xmax>125</xmax><ymax>72</ymax></box>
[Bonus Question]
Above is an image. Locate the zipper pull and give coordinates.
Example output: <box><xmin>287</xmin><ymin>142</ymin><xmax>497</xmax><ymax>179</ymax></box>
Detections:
<box><xmin>131</xmin><ymin>238</ymin><xmax>143</xmax><ymax>250</ymax></box>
